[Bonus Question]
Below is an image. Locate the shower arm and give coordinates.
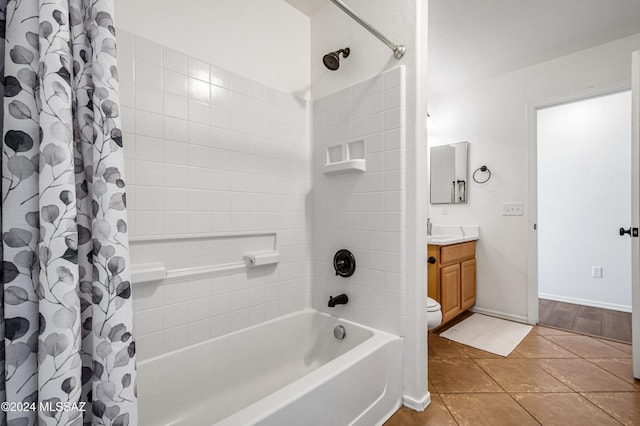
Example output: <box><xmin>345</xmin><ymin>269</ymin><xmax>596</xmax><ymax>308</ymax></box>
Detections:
<box><xmin>329</xmin><ymin>0</ymin><xmax>406</xmax><ymax>59</ymax></box>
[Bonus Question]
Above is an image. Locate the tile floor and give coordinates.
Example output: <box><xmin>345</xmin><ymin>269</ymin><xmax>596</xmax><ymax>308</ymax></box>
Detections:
<box><xmin>539</xmin><ymin>299</ymin><xmax>632</xmax><ymax>343</ymax></box>
<box><xmin>385</xmin><ymin>325</ymin><xmax>640</xmax><ymax>425</ymax></box>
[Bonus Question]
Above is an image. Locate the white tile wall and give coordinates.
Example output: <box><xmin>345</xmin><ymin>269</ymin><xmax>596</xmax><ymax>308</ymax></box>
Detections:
<box><xmin>311</xmin><ymin>67</ymin><xmax>407</xmax><ymax>336</ymax></box>
<box><xmin>118</xmin><ymin>30</ymin><xmax>312</xmax><ymax>361</ymax></box>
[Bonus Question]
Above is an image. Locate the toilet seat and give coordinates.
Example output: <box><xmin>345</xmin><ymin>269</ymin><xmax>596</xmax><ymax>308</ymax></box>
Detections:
<box><xmin>426</xmin><ymin>297</ymin><xmax>442</xmax><ymax>330</ymax></box>
<box><xmin>427</xmin><ymin>297</ymin><xmax>440</xmax><ymax>312</ymax></box>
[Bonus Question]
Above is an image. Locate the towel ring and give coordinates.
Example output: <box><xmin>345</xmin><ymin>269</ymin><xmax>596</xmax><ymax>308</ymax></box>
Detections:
<box><xmin>473</xmin><ymin>165</ymin><xmax>491</xmax><ymax>184</ymax></box>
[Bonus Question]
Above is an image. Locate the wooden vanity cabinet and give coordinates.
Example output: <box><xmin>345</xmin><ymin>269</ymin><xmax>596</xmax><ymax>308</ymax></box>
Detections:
<box><xmin>460</xmin><ymin>258</ymin><xmax>476</xmax><ymax>311</ymax></box>
<box><xmin>428</xmin><ymin>241</ymin><xmax>476</xmax><ymax>325</ymax></box>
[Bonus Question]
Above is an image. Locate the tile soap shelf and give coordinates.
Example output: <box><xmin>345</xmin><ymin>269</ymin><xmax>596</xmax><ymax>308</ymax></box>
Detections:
<box><xmin>323</xmin><ymin>139</ymin><xmax>366</xmax><ymax>175</ymax></box>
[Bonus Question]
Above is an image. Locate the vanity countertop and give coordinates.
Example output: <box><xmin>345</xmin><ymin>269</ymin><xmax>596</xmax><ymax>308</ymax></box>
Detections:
<box><xmin>427</xmin><ymin>225</ymin><xmax>479</xmax><ymax>246</ymax></box>
<box><xmin>427</xmin><ymin>235</ymin><xmax>479</xmax><ymax>246</ymax></box>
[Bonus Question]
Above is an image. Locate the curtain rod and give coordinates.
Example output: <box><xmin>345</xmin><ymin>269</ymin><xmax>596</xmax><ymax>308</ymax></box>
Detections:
<box><xmin>329</xmin><ymin>0</ymin><xmax>406</xmax><ymax>59</ymax></box>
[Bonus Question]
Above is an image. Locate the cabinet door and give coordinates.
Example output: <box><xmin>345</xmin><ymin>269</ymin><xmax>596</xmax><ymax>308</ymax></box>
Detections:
<box><xmin>461</xmin><ymin>258</ymin><xmax>476</xmax><ymax>311</ymax></box>
<box><xmin>441</xmin><ymin>264</ymin><xmax>461</xmax><ymax>323</ymax></box>
<box><xmin>427</xmin><ymin>245</ymin><xmax>440</xmax><ymax>301</ymax></box>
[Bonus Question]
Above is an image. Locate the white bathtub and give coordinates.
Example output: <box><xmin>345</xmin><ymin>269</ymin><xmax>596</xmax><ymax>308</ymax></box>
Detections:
<box><xmin>137</xmin><ymin>309</ymin><xmax>403</xmax><ymax>425</ymax></box>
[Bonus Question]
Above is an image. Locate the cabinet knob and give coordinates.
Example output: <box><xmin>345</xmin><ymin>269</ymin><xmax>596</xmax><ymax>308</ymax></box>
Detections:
<box><xmin>428</xmin><ymin>256</ymin><xmax>436</xmax><ymax>264</ymax></box>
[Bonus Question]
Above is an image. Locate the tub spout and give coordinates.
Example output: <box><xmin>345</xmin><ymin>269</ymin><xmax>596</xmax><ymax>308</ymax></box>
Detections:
<box><xmin>328</xmin><ymin>294</ymin><xmax>349</xmax><ymax>308</ymax></box>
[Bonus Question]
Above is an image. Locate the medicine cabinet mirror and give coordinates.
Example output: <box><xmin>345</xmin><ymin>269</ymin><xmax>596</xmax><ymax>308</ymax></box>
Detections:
<box><xmin>430</xmin><ymin>142</ymin><xmax>469</xmax><ymax>204</ymax></box>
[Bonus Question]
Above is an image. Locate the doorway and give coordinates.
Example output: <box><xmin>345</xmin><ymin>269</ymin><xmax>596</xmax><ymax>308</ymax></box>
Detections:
<box><xmin>535</xmin><ymin>90</ymin><xmax>633</xmax><ymax>342</ymax></box>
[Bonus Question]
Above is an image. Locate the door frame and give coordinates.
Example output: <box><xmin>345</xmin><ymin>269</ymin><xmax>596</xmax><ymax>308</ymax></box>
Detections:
<box><xmin>632</xmin><ymin>51</ymin><xmax>640</xmax><ymax>378</ymax></box>
<box><xmin>525</xmin><ymin>80</ymin><xmax>633</xmax><ymax>327</ymax></box>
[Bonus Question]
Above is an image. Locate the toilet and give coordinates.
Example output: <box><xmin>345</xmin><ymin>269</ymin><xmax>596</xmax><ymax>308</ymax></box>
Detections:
<box><xmin>427</xmin><ymin>297</ymin><xmax>442</xmax><ymax>330</ymax></box>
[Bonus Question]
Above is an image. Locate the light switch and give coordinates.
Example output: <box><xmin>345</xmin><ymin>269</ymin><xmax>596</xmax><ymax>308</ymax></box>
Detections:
<box><xmin>502</xmin><ymin>202</ymin><xmax>523</xmax><ymax>216</ymax></box>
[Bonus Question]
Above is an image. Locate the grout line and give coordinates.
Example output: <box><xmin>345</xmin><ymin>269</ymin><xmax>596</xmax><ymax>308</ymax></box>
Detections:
<box><xmin>475</xmin><ymin>349</ymin><xmax>622</xmax><ymax>424</ymax></box>
<box><xmin>532</xmin><ymin>333</ymin><xmax>586</xmax><ymax>359</ymax></box>
<box><xmin>538</xmin><ymin>333</ymin><xmax>630</xmax><ymax>360</ymax></box>
<box><xmin>531</xmin><ymin>355</ymin><xmax>587</xmax><ymax>394</ymax></box>
<box><xmin>597</xmin><ymin>335</ymin><xmax>634</xmax><ymax>347</ymax></box>
<box><xmin>505</xmin><ymin>392</ymin><xmax>543</xmax><ymax>426</ymax></box>
<box><xmin>575</xmin><ymin>392</ymin><xmax>626</xmax><ymax>425</ymax></box>
<box><xmin>581</xmin><ymin>357</ymin><xmax>639</xmax><ymax>387</ymax></box>
<box><xmin>431</xmin><ymin>393</ymin><xmax>460</xmax><ymax>425</ymax></box>
<box><xmin>540</xmin><ymin>323</ymin><xmax>631</xmax><ymax>344</ymax></box>
<box><xmin>529</xmin><ymin>335</ymin><xmax>636</xmax><ymax>394</ymax></box>
<box><xmin>470</xmin><ymin>357</ymin><xmax>511</xmax><ymax>393</ymax></box>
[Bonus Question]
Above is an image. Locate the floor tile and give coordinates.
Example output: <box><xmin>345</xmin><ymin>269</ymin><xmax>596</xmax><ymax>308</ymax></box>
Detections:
<box><xmin>536</xmin><ymin>358</ymin><xmax>636</xmax><ymax>392</ymax></box>
<box><xmin>514</xmin><ymin>334</ymin><xmax>577</xmax><ymax>359</ymax></box>
<box><xmin>571</xmin><ymin>305</ymin><xmax>603</xmax><ymax>336</ymax></box>
<box><xmin>537</xmin><ymin>299</ymin><xmax>632</xmax><ymax>343</ymax></box>
<box><xmin>459</xmin><ymin>343</ymin><xmax>503</xmax><ymax>359</ymax></box>
<box><xmin>582</xmin><ymin>392</ymin><xmax>640</xmax><ymax>425</ymax></box>
<box><xmin>537</xmin><ymin>299</ymin><xmax>555</xmax><ymax>323</ymax></box>
<box><xmin>391</xmin><ymin>317</ymin><xmax>639</xmax><ymax>425</ymax></box>
<box><xmin>475</xmin><ymin>359</ymin><xmax>571</xmax><ymax>392</ymax></box>
<box><xmin>428</xmin><ymin>334</ymin><xmax>468</xmax><ymax>359</ymax></box>
<box><xmin>597</xmin><ymin>338</ymin><xmax>633</xmax><ymax>355</ymax></box>
<box><xmin>441</xmin><ymin>393</ymin><xmax>538</xmax><ymax>426</ymax></box>
<box><xmin>546</xmin><ymin>335</ymin><xmax>630</xmax><ymax>358</ymax></box>
<box><xmin>384</xmin><ymin>394</ymin><xmax>456</xmax><ymax>426</ymax></box>
<box><xmin>539</xmin><ymin>302</ymin><xmax>579</xmax><ymax>330</ymax></box>
<box><xmin>429</xmin><ymin>359</ymin><xmax>502</xmax><ymax>393</ymax></box>
<box><xmin>601</xmin><ymin>309</ymin><xmax>633</xmax><ymax>342</ymax></box>
<box><xmin>588</xmin><ymin>358</ymin><xmax>640</xmax><ymax>388</ymax></box>
<box><xmin>512</xmin><ymin>393</ymin><xmax>619</xmax><ymax>425</ymax></box>
<box><xmin>505</xmin><ymin>349</ymin><xmax>525</xmax><ymax>359</ymax></box>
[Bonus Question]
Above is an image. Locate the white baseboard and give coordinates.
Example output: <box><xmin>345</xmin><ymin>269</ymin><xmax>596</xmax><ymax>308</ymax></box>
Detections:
<box><xmin>539</xmin><ymin>293</ymin><xmax>631</xmax><ymax>313</ymax></box>
<box><xmin>469</xmin><ymin>307</ymin><xmax>529</xmax><ymax>324</ymax></box>
<box><xmin>403</xmin><ymin>391</ymin><xmax>431</xmax><ymax>412</ymax></box>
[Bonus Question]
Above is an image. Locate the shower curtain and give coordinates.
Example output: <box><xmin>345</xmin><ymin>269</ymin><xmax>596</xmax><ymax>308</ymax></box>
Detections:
<box><xmin>1</xmin><ymin>0</ymin><xmax>137</xmax><ymax>424</ymax></box>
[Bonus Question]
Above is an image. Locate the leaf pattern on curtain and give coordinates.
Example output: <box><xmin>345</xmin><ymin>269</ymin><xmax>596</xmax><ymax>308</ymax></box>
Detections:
<box><xmin>1</xmin><ymin>0</ymin><xmax>137</xmax><ymax>424</ymax></box>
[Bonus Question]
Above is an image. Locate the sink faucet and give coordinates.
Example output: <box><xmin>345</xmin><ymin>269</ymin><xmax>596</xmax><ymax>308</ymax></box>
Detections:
<box><xmin>427</xmin><ymin>218</ymin><xmax>432</xmax><ymax>236</ymax></box>
<box><xmin>328</xmin><ymin>294</ymin><xmax>349</xmax><ymax>308</ymax></box>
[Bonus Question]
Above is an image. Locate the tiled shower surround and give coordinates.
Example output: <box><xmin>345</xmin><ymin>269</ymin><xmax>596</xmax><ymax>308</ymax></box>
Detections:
<box><xmin>118</xmin><ymin>29</ymin><xmax>407</xmax><ymax>359</ymax></box>
<box><xmin>116</xmin><ymin>30</ymin><xmax>312</xmax><ymax>360</ymax></box>
<box><xmin>117</xmin><ymin>31</ymin><xmax>310</xmax><ymax>237</ymax></box>
<box><xmin>311</xmin><ymin>68</ymin><xmax>406</xmax><ymax>335</ymax></box>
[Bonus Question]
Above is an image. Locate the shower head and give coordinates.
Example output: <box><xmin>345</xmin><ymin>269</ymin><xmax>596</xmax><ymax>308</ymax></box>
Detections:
<box><xmin>323</xmin><ymin>47</ymin><xmax>350</xmax><ymax>71</ymax></box>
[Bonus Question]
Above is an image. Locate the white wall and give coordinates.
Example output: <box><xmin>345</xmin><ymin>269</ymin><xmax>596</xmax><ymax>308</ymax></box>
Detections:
<box><xmin>428</xmin><ymin>33</ymin><xmax>640</xmax><ymax>321</ymax></box>
<box><xmin>114</xmin><ymin>0</ymin><xmax>310</xmax><ymax>98</ymax></box>
<box><xmin>538</xmin><ymin>91</ymin><xmax>632</xmax><ymax>311</ymax></box>
<box><xmin>310</xmin><ymin>0</ymin><xmax>429</xmax><ymax>409</ymax></box>
<box><xmin>116</xmin><ymin>30</ymin><xmax>312</xmax><ymax>361</ymax></box>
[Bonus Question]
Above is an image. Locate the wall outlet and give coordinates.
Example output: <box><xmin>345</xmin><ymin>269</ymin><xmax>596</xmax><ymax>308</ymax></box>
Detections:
<box><xmin>502</xmin><ymin>202</ymin><xmax>523</xmax><ymax>216</ymax></box>
<box><xmin>592</xmin><ymin>266</ymin><xmax>603</xmax><ymax>278</ymax></box>
<box><xmin>441</xmin><ymin>205</ymin><xmax>449</xmax><ymax>215</ymax></box>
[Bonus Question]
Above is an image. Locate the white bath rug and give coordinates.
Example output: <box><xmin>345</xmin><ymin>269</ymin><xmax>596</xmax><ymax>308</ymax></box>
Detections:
<box><xmin>439</xmin><ymin>314</ymin><xmax>533</xmax><ymax>357</ymax></box>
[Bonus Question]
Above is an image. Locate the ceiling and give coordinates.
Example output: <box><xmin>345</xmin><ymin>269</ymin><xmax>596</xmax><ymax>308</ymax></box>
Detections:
<box><xmin>429</xmin><ymin>0</ymin><xmax>640</xmax><ymax>96</ymax></box>
<box><xmin>284</xmin><ymin>0</ymin><xmax>327</xmax><ymax>17</ymax></box>
<box><xmin>283</xmin><ymin>1</ymin><xmax>640</xmax><ymax>96</ymax></box>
